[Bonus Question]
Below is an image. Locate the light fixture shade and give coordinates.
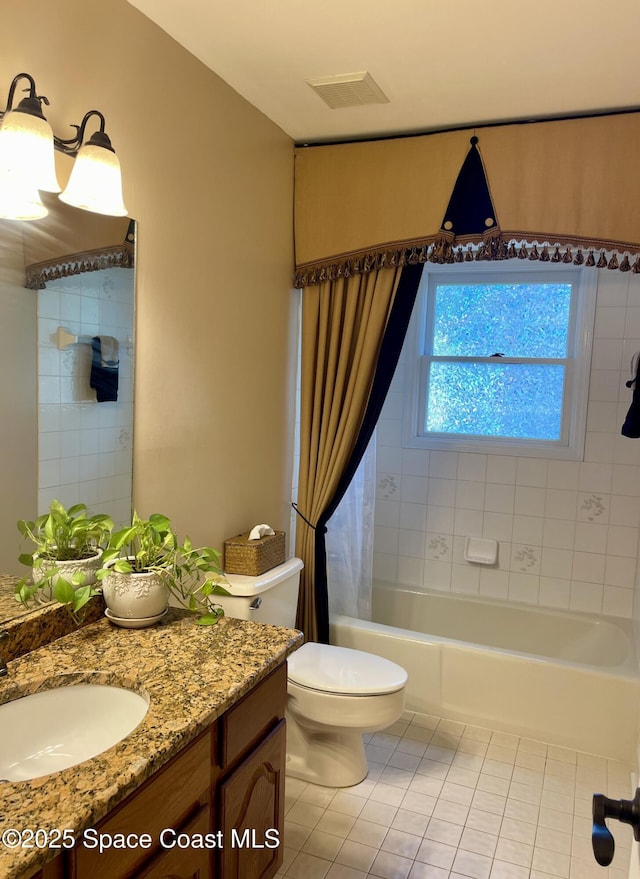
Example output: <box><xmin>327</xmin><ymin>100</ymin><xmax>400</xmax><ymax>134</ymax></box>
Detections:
<box><xmin>59</xmin><ymin>142</ymin><xmax>127</xmax><ymax>217</ymax></box>
<box><xmin>0</xmin><ymin>109</ymin><xmax>60</xmax><ymax>193</ymax></box>
<box><xmin>0</xmin><ymin>169</ymin><xmax>47</xmax><ymax>220</ymax></box>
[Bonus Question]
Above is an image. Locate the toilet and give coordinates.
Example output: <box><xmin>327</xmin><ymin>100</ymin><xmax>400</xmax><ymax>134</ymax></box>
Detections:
<box><xmin>219</xmin><ymin>558</ymin><xmax>408</xmax><ymax>787</ymax></box>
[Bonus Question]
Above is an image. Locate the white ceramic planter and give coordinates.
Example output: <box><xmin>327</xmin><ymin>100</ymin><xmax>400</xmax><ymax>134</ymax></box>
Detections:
<box><xmin>101</xmin><ymin>566</ymin><xmax>169</xmax><ymax>620</ymax></box>
<box><xmin>33</xmin><ymin>550</ymin><xmax>103</xmax><ymax>602</ymax></box>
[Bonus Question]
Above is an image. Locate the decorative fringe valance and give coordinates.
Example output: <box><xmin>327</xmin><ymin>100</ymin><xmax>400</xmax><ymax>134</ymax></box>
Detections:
<box><xmin>294</xmin><ymin>113</ymin><xmax>640</xmax><ymax>288</ymax></box>
<box><xmin>25</xmin><ymin>242</ymin><xmax>135</xmax><ymax>290</ymax></box>
<box><xmin>294</xmin><ymin>235</ymin><xmax>640</xmax><ymax>288</ymax></box>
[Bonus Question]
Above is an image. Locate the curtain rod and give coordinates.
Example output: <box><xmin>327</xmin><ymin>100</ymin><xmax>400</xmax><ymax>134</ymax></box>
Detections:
<box><xmin>295</xmin><ymin>105</ymin><xmax>640</xmax><ymax>149</ymax></box>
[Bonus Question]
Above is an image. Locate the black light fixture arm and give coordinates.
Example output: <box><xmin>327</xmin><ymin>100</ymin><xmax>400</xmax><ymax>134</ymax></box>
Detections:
<box><xmin>54</xmin><ymin>109</ymin><xmax>114</xmax><ymax>157</ymax></box>
<box><xmin>0</xmin><ymin>72</ymin><xmax>113</xmax><ymax>158</ymax></box>
<box><xmin>1</xmin><ymin>72</ymin><xmax>50</xmax><ymax>122</ymax></box>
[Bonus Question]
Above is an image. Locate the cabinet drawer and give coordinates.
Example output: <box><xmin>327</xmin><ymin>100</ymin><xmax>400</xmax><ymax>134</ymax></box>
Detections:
<box><xmin>30</xmin><ymin>856</ymin><xmax>65</xmax><ymax>879</ymax></box>
<box><xmin>220</xmin><ymin>663</ymin><xmax>286</xmax><ymax>769</ymax></box>
<box><xmin>134</xmin><ymin>806</ymin><xmax>211</xmax><ymax>879</ymax></box>
<box><xmin>73</xmin><ymin>731</ymin><xmax>211</xmax><ymax>879</ymax></box>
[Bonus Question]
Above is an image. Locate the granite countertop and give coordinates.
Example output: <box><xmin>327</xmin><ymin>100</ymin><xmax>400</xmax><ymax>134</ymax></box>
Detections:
<box><xmin>0</xmin><ymin>573</ymin><xmax>24</xmax><ymax>621</ymax></box>
<box><xmin>0</xmin><ymin>610</ymin><xmax>303</xmax><ymax>879</ymax></box>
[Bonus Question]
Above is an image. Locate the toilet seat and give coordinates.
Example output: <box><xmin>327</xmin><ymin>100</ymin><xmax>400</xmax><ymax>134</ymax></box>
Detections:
<box><xmin>288</xmin><ymin>642</ymin><xmax>407</xmax><ymax>696</ymax></box>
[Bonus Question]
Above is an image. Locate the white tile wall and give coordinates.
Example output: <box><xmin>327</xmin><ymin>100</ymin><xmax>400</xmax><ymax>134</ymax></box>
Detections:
<box><xmin>37</xmin><ymin>268</ymin><xmax>134</xmax><ymax>525</ymax></box>
<box><xmin>374</xmin><ymin>269</ymin><xmax>640</xmax><ymax>620</ymax></box>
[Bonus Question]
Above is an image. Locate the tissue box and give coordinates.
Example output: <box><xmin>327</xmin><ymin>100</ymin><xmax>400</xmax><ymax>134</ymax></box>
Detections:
<box><xmin>224</xmin><ymin>530</ymin><xmax>286</xmax><ymax>576</ymax></box>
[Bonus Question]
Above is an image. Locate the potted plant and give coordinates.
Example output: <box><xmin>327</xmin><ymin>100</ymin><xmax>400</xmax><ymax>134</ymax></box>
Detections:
<box><xmin>14</xmin><ymin>499</ymin><xmax>114</xmax><ymax>621</ymax></box>
<box><xmin>96</xmin><ymin>511</ymin><xmax>229</xmax><ymax>626</ymax></box>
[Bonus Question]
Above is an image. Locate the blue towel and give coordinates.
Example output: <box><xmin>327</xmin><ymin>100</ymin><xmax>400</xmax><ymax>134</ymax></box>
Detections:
<box><xmin>90</xmin><ymin>336</ymin><xmax>119</xmax><ymax>403</ymax></box>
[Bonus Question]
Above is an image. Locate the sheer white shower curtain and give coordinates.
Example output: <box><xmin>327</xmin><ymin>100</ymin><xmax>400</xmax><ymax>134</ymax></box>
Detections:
<box><xmin>326</xmin><ymin>432</ymin><xmax>376</xmax><ymax>621</ymax></box>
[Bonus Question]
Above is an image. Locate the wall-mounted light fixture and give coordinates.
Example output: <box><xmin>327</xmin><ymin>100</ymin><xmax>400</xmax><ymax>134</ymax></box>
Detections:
<box><xmin>0</xmin><ymin>72</ymin><xmax>127</xmax><ymax>221</ymax></box>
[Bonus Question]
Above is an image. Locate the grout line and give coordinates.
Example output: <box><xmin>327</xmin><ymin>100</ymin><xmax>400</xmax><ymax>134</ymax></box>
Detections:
<box><xmin>280</xmin><ymin>712</ymin><xmax>636</xmax><ymax>879</ymax></box>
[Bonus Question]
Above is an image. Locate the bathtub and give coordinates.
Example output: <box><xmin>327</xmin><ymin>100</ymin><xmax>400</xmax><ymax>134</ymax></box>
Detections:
<box><xmin>330</xmin><ymin>582</ymin><xmax>640</xmax><ymax>762</ymax></box>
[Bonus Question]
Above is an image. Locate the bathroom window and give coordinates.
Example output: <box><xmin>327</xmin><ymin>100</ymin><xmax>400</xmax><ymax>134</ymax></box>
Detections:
<box><xmin>403</xmin><ymin>263</ymin><xmax>596</xmax><ymax>459</ymax></box>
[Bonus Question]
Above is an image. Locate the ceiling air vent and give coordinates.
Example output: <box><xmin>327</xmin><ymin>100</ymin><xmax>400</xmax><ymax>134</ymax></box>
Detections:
<box><xmin>305</xmin><ymin>72</ymin><xmax>389</xmax><ymax>109</ymax></box>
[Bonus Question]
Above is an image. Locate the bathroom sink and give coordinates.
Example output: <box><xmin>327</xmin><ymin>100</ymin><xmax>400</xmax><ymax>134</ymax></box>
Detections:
<box><xmin>0</xmin><ymin>684</ymin><xmax>149</xmax><ymax>781</ymax></box>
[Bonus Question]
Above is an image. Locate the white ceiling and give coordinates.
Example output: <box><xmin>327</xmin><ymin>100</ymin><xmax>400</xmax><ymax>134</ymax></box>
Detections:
<box><xmin>128</xmin><ymin>0</ymin><xmax>640</xmax><ymax>144</ymax></box>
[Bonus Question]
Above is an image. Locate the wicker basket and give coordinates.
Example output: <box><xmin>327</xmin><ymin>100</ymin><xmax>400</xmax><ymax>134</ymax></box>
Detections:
<box><xmin>223</xmin><ymin>530</ymin><xmax>286</xmax><ymax>576</ymax></box>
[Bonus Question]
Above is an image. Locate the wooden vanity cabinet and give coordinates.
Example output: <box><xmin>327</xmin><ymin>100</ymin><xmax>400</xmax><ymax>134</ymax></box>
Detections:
<box><xmin>217</xmin><ymin>662</ymin><xmax>287</xmax><ymax>879</ymax></box>
<box><xmin>32</xmin><ymin>662</ymin><xmax>287</xmax><ymax>879</ymax></box>
<box><xmin>217</xmin><ymin>721</ymin><xmax>285</xmax><ymax>879</ymax></box>
<box><xmin>132</xmin><ymin>808</ymin><xmax>212</xmax><ymax>879</ymax></box>
<box><xmin>71</xmin><ymin>729</ymin><xmax>214</xmax><ymax>879</ymax></box>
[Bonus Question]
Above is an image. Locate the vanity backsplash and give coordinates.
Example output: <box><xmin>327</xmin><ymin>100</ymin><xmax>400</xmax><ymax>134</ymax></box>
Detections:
<box><xmin>0</xmin><ymin>575</ymin><xmax>103</xmax><ymax>661</ymax></box>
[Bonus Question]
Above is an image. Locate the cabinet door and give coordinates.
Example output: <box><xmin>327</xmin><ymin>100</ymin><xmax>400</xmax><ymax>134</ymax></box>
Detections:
<box><xmin>73</xmin><ymin>731</ymin><xmax>211</xmax><ymax>879</ymax></box>
<box><xmin>133</xmin><ymin>807</ymin><xmax>211</xmax><ymax>879</ymax></box>
<box><xmin>218</xmin><ymin>720</ymin><xmax>285</xmax><ymax>879</ymax></box>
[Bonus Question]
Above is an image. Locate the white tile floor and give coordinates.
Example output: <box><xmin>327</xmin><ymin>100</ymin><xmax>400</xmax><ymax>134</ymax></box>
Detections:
<box><xmin>279</xmin><ymin>711</ymin><xmax>636</xmax><ymax>879</ymax></box>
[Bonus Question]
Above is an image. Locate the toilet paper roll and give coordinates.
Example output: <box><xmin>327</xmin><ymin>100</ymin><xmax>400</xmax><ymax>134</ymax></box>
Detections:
<box><xmin>248</xmin><ymin>523</ymin><xmax>275</xmax><ymax>540</ymax></box>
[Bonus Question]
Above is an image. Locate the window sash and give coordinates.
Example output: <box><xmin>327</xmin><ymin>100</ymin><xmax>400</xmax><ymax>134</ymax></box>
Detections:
<box><xmin>419</xmin><ymin>356</ymin><xmax>571</xmax><ymax>444</ymax></box>
<box><xmin>427</xmin><ymin>279</ymin><xmax>573</xmax><ymax>360</ymax></box>
<box><xmin>402</xmin><ymin>263</ymin><xmax>596</xmax><ymax>460</ymax></box>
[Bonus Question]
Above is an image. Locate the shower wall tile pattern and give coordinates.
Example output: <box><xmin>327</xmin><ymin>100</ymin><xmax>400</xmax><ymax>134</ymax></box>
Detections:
<box><xmin>37</xmin><ymin>268</ymin><xmax>134</xmax><ymax>525</ymax></box>
<box><xmin>374</xmin><ymin>269</ymin><xmax>640</xmax><ymax>619</ymax></box>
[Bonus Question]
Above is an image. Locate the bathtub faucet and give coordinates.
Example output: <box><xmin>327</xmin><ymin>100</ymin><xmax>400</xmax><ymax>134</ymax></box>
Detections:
<box><xmin>592</xmin><ymin>788</ymin><xmax>640</xmax><ymax>866</ymax></box>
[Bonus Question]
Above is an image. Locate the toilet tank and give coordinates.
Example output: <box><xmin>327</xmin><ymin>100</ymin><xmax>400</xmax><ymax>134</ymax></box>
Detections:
<box><xmin>217</xmin><ymin>557</ymin><xmax>303</xmax><ymax>628</ymax></box>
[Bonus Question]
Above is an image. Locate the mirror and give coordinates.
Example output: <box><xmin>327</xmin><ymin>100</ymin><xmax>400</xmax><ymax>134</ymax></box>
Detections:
<box><xmin>0</xmin><ymin>190</ymin><xmax>136</xmax><ymax>624</ymax></box>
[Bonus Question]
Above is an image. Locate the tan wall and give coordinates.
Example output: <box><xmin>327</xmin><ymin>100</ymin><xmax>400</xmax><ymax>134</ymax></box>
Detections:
<box><xmin>0</xmin><ymin>222</ymin><xmax>36</xmax><ymax>575</ymax></box>
<box><xmin>0</xmin><ymin>0</ymin><xmax>295</xmax><ymax>554</ymax></box>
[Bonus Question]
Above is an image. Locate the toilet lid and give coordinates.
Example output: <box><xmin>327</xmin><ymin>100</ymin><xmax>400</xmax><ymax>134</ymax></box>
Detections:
<box><xmin>288</xmin><ymin>642</ymin><xmax>407</xmax><ymax>696</ymax></box>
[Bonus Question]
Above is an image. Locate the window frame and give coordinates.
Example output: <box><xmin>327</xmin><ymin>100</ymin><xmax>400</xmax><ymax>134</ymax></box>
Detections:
<box><xmin>402</xmin><ymin>261</ymin><xmax>597</xmax><ymax>459</ymax></box>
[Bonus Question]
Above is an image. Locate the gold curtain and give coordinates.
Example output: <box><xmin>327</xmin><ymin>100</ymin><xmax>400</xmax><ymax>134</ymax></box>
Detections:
<box><xmin>294</xmin><ymin>113</ymin><xmax>640</xmax><ymax>285</ymax></box>
<box><xmin>294</xmin><ymin>266</ymin><xmax>403</xmax><ymax>640</ymax></box>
